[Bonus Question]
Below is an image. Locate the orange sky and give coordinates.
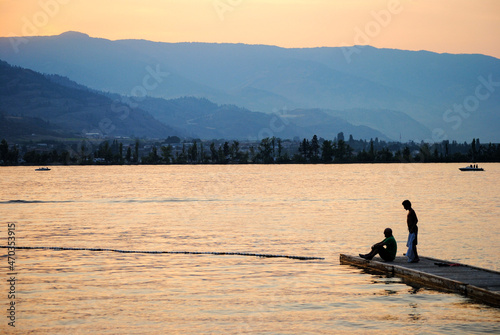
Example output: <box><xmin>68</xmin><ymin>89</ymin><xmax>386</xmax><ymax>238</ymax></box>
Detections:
<box><xmin>1</xmin><ymin>0</ymin><xmax>500</xmax><ymax>58</ymax></box>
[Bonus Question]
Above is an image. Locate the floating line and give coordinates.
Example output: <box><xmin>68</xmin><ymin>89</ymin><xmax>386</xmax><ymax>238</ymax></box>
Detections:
<box><xmin>0</xmin><ymin>246</ymin><xmax>324</xmax><ymax>261</ymax></box>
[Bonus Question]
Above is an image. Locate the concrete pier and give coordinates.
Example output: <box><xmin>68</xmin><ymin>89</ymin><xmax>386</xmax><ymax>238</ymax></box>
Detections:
<box><xmin>340</xmin><ymin>254</ymin><xmax>500</xmax><ymax>307</ymax></box>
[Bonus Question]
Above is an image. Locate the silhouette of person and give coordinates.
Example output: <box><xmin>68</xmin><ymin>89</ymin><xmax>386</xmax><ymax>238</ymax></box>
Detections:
<box><xmin>403</xmin><ymin>200</ymin><xmax>420</xmax><ymax>263</ymax></box>
<box><xmin>359</xmin><ymin>228</ymin><xmax>397</xmax><ymax>261</ymax></box>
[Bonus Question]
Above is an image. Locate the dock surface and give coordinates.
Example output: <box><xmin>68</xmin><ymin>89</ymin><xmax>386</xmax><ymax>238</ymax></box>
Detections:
<box><xmin>340</xmin><ymin>254</ymin><xmax>500</xmax><ymax>307</ymax></box>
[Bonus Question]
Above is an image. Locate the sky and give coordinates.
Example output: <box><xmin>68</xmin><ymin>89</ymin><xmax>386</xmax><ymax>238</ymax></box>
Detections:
<box><xmin>1</xmin><ymin>0</ymin><xmax>500</xmax><ymax>58</ymax></box>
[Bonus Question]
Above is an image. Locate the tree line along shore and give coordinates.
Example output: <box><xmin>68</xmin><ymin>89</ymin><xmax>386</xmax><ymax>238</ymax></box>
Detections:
<box><xmin>1</xmin><ymin>135</ymin><xmax>499</xmax><ymax>166</ymax></box>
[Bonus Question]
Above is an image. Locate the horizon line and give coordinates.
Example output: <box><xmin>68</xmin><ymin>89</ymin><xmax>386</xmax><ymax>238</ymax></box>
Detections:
<box><xmin>2</xmin><ymin>30</ymin><xmax>498</xmax><ymax>59</ymax></box>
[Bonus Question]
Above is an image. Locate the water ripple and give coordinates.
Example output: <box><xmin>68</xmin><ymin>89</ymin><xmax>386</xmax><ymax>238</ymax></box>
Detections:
<box><xmin>0</xmin><ymin>200</ymin><xmax>75</xmax><ymax>204</ymax></box>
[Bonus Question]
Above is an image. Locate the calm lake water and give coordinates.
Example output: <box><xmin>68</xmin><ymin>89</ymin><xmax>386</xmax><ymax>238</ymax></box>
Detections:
<box><xmin>1</xmin><ymin>163</ymin><xmax>499</xmax><ymax>334</ymax></box>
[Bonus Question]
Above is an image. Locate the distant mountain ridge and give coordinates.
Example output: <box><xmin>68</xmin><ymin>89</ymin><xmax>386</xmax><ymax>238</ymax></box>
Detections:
<box><xmin>119</xmin><ymin>95</ymin><xmax>390</xmax><ymax>141</ymax></box>
<box><xmin>1</xmin><ymin>31</ymin><xmax>499</xmax><ymax>142</ymax></box>
<box><xmin>0</xmin><ymin>60</ymin><xmax>183</xmax><ymax>139</ymax></box>
<box><xmin>0</xmin><ymin>60</ymin><xmax>389</xmax><ymax>141</ymax></box>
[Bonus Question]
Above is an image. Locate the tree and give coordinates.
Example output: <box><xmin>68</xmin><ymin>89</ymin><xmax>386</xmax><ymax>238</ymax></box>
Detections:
<box><xmin>161</xmin><ymin>145</ymin><xmax>173</xmax><ymax>164</ymax></box>
<box><xmin>376</xmin><ymin>148</ymin><xmax>393</xmax><ymax>162</ymax></box>
<box><xmin>210</xmin><ymin>142</ymin><xmax>218</xmax><ymax>163</ymax></box>
<box><xmin>310</xmin><ymin>135</ymin><xmax>320</xmax><ymax>162</ymax></box>
<box><xmin>249</xmin><ymin>146</ymin><xmax>257</xmax><ymax>163</ymax></box>
<box><xmin>176</xmin><ymin>144</ymin><xmax>187</xmax><ymax>164</ymax></box>
<box><xmin>133</xmin><ymin>139</ymin><xmax>140</xmax><ymax>163</ymax></box>
<box><xmin>60</xmin><ymin>151</ymin><xmax>71</xmax><ymax>165</ymax></box>
<box><xmin>357</xmin><ymin>149</ymin><xmax>372</xmax><ymax>162</ymax></box>
<box><xmin>141</xmin><ymin>146</ymin><xmax>160</xmax><ymax>164</ymax></box>
<box><xmin>80</xmin><ymin>143</ymin><xmax>88</xmax><ymax>164</ymax></box>
<box><xmin>119</xmin><ymin>143</ymin><xmax>123</xmax><ymax>162</ymax></box>
<box><xmin>231</xmin><ymin>141</ymin><xmax>240</xmax><ymax>162</ymax></box>
<box><xmin>321</xmin><ymin>140</ymin><xmax>335</xmax><ymax>163</ymax></box>
<box><xmin>337</xmin><ymin>132</ymin><xmax>345</xmax><ymax>142</ymax></box>
<box><xmin>223</xmin><ymin>142</ymin><xmax>230</xmax><ymax>160</ymax></box>
<box><xmin>277</xmin><ymin>138</ymin><xmax>283</xmax><ymax>161</ymax></box>
<box><xmin>470</xmin><ymin>138</ymin><xmax>478</xmax><ymax>162</ymax></box>
<box><xmin>299</xmin><ymin>139</ymin><xmax>310</xmax><ymax>161</ymax></box>
<box><xmin>165</xmin><ymin>136</ymin><xmax>181</xmax><ymax>144</ymax></box>
<box><xmin>271</xmin><ymin>136</ymin><xmax>276</xmax><ymax>159</ymax></box>
<box><xmin>0</xmin><ymin>139</ymin><xmax>9</xmax><ymax>163</ymax></box>
<box><xmin>415</xmin><ymin>143</ymin><xmax>431</xmax><ymax>162</ymax></box>
<box><xmin>258</xmin><ymin>137</ymin><xmax>273</xmax><ymax>163</ymax></box>
<box><xmin>23</xmin><ymin>150</ymin><xmax>39</xmax><ymax>164</ymax></box>
<box><xmin>218</xmin><ymin>145</ymin><xmax>225</xmax><ymax>164</ymax></box>
<box><xmin>433</xmin><ymin>147</ymin><xmax>439</xmax><ymax>161</ymax></box>
<box><xmin>50</xmin><ymin>149</ymin><xmax>59</xmax><ymax>163</ymax></box>
<box><xmin>402</xmin><ymin>146</ymin><xmax>411</xmax><ymax>162</ymax></box>
<box><xmin>335</xmin><ymin>139</ymin><xmax>347</xmax><ymax>162</ymax></box>
<box><xmin>126</xmin><ymin>146</ymin><xmax>132</xmax><ymax>162</ymax></box>
<box><xmin>369</xmin><ymin>139</ymin><xmax>375</xmax><ymax>161</ymax></box>
<box><xmin>188</xmin><ymin>141</ymin><xmax>198</xmax><ymax>163</ymax></box>
<box><xmin>97</xmin><ymin>141</ymin><xmax>113</xmax><ymax>163</ymax></box>
<box><xmin>7</xmin><ymin>145</ymin><xmax>18</xmax><ymax>164</ymax></box>
<box><xmin>200</xmin><ymin>142</ymin><xmax>210</xmax><ymax>163</ymax></box>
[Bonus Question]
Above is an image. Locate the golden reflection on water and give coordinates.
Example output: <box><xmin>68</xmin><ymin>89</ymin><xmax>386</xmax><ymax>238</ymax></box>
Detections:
<box><xmin>0</xmin><ymin>164</ymin><xmax>499</xmax><ymax>333</ymax></box>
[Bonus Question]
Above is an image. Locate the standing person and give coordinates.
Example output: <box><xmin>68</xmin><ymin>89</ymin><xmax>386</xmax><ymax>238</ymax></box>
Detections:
<box><xmin>359</xmin><ymin>228</ymin><xmax>397</xmax><ymax>261</ymax></box>
<box><xmin>403</xmin><ymin>200</ymin><xmax>420</xmax><ymax>263</ymax></box>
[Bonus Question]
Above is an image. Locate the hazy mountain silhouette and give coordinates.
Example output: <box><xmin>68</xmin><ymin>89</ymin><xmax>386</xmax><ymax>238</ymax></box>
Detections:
<box><xmin>0</xmin><ymin>60</ymin><xmax>183</xmax><ymax>139</ymax></box>
<box><xmin>118</xmin><ymin>95</ymin><xmax>389</xmax><ymax>141</ymax></box>
<box><xmin>1</xmin><ymin>31</ymin><xmax>499</xmax><ymax>141</ymax></box>
<box><xmin>0</xmin><ymin>60</ymin><xmax>388</xmax><ymax>141</ymax></box>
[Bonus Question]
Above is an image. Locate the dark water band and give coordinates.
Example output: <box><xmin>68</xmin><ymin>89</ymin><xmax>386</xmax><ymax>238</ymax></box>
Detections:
<box><xmin>0</xmin><ymin>245</ymin><xmax>324</xmax><ymax>260</ymax></box>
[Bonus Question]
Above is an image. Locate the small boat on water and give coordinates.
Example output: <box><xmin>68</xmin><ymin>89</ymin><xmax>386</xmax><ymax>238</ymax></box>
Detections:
<box><xmin>459</xmin><ymin>165</ymin><xmax>484</xmax><ymax>171</ymax></box>
<box><xmin>35</xmin><ymin>167</ymin><xmax>51</xmax><ymax>171</ymax></box>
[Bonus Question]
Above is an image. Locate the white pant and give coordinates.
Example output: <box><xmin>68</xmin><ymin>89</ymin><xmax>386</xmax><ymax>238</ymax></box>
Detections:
<box><xmin>406</xmin><ymin>233</ymin><xmax>416</xmax><ymax>262</ymax></box>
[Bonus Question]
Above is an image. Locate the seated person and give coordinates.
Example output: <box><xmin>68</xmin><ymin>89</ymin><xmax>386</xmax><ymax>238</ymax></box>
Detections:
<box><xmin>359</xmin><ymin>228</ymin><xmax>397</xmax><ymax>261</ymax></box>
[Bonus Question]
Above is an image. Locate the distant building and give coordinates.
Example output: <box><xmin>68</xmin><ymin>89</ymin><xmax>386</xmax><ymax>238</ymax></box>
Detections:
<box><xmin>85</xmin><ymin>133</ymin><xmax>101</xmax><ymax>139</ymax></box>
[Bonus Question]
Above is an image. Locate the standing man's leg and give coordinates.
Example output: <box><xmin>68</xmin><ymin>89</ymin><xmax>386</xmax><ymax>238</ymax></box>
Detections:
<box><xmin>412</xmin><ymin>231</ymin><xmax>419</xmax><ymax>262</ymax></box>
<box><xmin>406</xmin><ymin>233</ymin><xmax>416</xmax><ymax>262</ymax></box>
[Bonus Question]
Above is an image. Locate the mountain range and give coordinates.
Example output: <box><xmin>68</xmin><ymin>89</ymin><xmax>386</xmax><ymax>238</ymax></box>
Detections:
<box><xmin>0</xmin><ymin>60</ymin><xmax>388</xmax><ymax>141</ymax></box>
<box><xmin>1</xmin><ymin>31</ymin><xmax>499</xmax><ymax>142</ymax></box>
<box><xmin>0</xmin><ymin>60</ymin><xmax>181</xmax><ymax>140</ymax></box>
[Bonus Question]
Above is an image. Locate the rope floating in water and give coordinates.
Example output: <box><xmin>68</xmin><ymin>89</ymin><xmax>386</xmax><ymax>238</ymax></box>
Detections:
<box><xmin>0</xmin><ymin>246</ymin><xmax>324</xmax><ymax>260</ymax></box>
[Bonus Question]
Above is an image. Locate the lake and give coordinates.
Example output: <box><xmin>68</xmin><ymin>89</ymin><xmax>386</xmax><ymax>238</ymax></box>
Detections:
<box><xmin>1</xmin><ymin>163</ymin><xmax>499</xmax><ymax>334</ymax></box>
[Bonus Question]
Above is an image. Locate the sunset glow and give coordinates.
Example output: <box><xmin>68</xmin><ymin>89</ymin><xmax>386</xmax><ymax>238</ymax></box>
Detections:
<box><xmin>1</xmin><ymin>0</ymin><xmax>500</xmax><ymax>58</ymax></box>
